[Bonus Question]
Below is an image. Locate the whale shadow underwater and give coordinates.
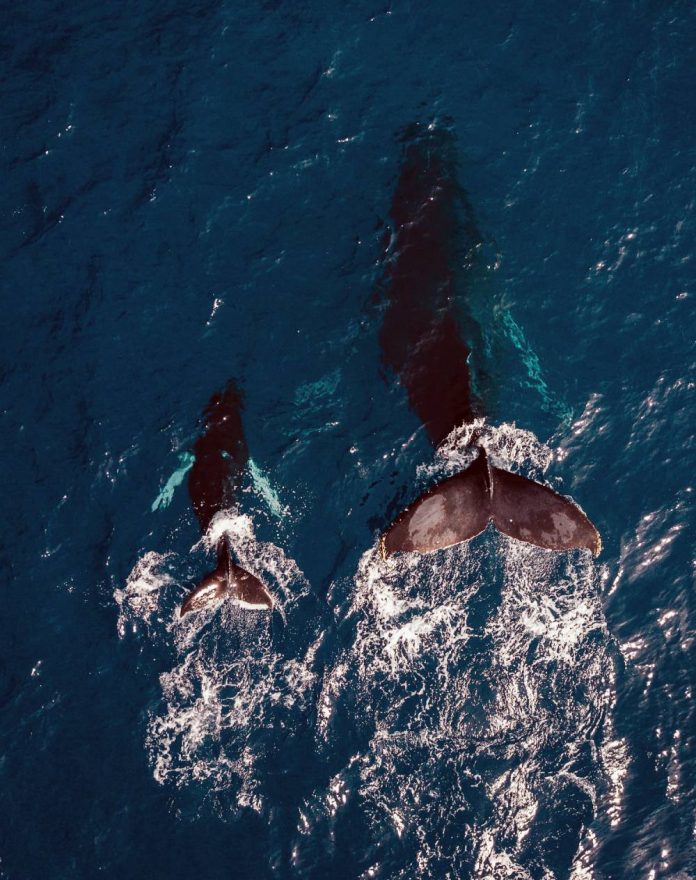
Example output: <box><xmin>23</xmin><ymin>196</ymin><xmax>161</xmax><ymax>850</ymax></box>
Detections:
<box><xmin>375</xmin><ymin>122</ymin><xmax>600</xmax><ymax>559</ymax></box>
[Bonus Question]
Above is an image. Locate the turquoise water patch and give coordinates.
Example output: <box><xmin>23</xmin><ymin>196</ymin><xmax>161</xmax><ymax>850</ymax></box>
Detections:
<box><xmin>294</xmin><ymin>368</ymin><xmax>341</xmax><ymax>407</ymax></box>
<box><xmin>151</xmin><ymin>452</ymin><xmax>195</xmax><ymax>512</ymax></box>
<box><xmin>248</xmin><ymin>458</ymin><xmax>286</xmax><ymax>519</ymax></box>
<box><xmin>151</xmin><ymin>453</ymin><xmax>286</xmax><ymax>520</ymax></box>
<box><xmin>501</xmin><ymin>311</ymin><xmax>573</xmax><ymax>424</ymax></box>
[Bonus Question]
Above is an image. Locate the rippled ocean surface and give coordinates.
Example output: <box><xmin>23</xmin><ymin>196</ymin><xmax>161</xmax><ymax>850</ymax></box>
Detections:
<box><xmin>1</xmin><ymin>1</ymin><xmax>694</xmax><ymax>878</ymax></box>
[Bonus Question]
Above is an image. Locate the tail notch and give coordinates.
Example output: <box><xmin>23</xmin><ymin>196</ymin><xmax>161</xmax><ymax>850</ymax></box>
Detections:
<box><xmin>180</xmin><ymin>542</ymin><xmax>273</xmax><ymax>617</ymax></box>
<box><xmin>382</xmin><ymin>447</ymin><xmax>600</xmax><ymax>558</ymax></box>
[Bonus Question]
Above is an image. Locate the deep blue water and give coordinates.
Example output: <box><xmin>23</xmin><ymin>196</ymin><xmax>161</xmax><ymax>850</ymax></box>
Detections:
<box><xmin>1</xmin><ymin>1</ymin><xmax>694</xmax><ymax>878</ymax></box>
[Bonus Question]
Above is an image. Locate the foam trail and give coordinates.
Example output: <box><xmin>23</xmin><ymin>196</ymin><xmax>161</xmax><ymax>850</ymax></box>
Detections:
<box><xmin>299</xmin><ymin>424</ymin><xmax>617</xmax><ymax>879</ymax></box>
<box><xmin>116</xmin><ymin>511</ymin><xmax>321</xmax><ymax>819</ymax></box>
<box><xmin>114</xmin><ymin>551</ymin><xmax>176</xmax><ymax>638</ymax></box>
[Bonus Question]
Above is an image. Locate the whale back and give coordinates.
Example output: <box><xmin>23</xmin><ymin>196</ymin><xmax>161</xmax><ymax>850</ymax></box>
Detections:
<box><xmin>187</xmin><ymin>381</ymin><xmax>248</xmax><ymax>532</ymax></box>
<box><xmin>378</xmin><ymin>124</ymin><xmax>482</xmax><ymax>447</ymax></box>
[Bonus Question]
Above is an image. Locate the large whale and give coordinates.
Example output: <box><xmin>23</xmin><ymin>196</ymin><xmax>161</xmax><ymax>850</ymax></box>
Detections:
<box><xmin>179</xmin><ymin>380</ymin><xmax>273</xmax><ymax>616</ymax></box>
<box><xmin>377</xmin><ymin>123</ymin><xmax>601</xmax><ymax>557</ymax></box>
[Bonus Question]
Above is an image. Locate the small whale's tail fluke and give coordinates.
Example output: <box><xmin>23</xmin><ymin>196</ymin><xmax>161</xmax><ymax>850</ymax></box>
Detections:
<box><xmin>180</xmin><ymin>541</ymin><xmax>273</xmax><ymax>617</ymax></box>
<box><xmin>381</xmin><ymin>448</ymin><xmax>601</xmax><ymax>558</ymax></box>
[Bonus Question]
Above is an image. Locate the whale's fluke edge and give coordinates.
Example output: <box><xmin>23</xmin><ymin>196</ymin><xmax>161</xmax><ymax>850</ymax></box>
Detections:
<box><xmin>381</xmin><ymin>449</ymin><xmax>601</xmax><ymax>558</ymax></box>
<box><xmin>180</xmin><ymin>544</ymin><xmax>273</xmax><ymax>617</ymax></box>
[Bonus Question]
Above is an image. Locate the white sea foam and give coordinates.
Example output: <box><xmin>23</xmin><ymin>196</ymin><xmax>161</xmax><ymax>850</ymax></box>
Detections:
<box><xmin>434</xmin><ymin>418</ymin><xmax>554</xmax><ymax>477</ymax></box>
<box><xmin>118</xmin><ymin>424</ymin><xmax>620</xmax><ymax>872</ymax></box>
<box><xmin>116</xmin><ymin>510</ymin><xmax>318</xmax><ymax>817</ymax></box>
<box><xmin>301</xmin><ymin>423</ymin><xmax>617</xmax><ymax>879</ymax></box>
<box><xmin>114</xmin><ymin>550</ymin><xmax>176</xmax><ymax>638</ymax></box>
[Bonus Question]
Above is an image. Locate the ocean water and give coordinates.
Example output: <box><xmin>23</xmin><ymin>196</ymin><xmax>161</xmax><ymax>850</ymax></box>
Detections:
<box><xmin>1</xmin><ymin>1</ymin><xmax>694</xmax><ymax>878</ymax></box>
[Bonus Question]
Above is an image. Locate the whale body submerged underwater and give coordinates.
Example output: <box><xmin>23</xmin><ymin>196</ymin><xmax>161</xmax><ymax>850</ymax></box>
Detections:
<box><xmin>377</xmin><ymin>123</ymin><xmax>601</xmax><ymax>558</ymax></box>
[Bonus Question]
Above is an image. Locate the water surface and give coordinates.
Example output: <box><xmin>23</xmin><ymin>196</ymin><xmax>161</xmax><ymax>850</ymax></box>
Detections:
<box><xmin>1</xmin><ymin>1</ymin><xmax>694</xmax><ymax>878</ymax></box>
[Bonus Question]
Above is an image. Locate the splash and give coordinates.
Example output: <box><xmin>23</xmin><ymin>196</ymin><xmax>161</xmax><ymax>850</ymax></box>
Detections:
<box><xmin>148</xmin><ymin>623</ymin><xmax>320</xmax><ymax>817</ymax></box>
<box><xmin>301</xmin><ymin>423</ymin><xmax>618</xmax><ymax>879</ymax></box>
<box><xmin>117</xmin><ymin>424</ymin><xmax>621</xmax><ymax>871</ymax></box>
<box><xmin>116</xmin><ymin>510</ymin><xmax>319</xmax><ymax>817</ymax></box>
<box><xmin>421</xmin><ymin>417</ymin><xmax>555</xmax><ymax>483</ymax></box>
<box><xmin>114</xmin><ymin>551</ymin><xmax>176</xmax><ymax>638</ymax></box>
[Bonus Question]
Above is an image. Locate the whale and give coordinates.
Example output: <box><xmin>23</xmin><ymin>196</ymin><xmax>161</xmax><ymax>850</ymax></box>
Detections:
<box><xmin>179</xmin><ymin>380</ymin><xmax>273</xmax><ymax>616</ymax></box>
<box><xmin>377</xmin><ymin>123</ymin><xmax>601</xmax><ymax>557</ymax></box>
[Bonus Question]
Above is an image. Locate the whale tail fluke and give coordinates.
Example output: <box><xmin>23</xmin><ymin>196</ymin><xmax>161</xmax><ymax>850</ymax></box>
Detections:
<box><xmin>381</xmin><ymin>452</ymin><xmax>491</xmax><ymax>555</ymax></box>
<box><xmin>488</xmin><ymin>465</ymin><xmax>602</xmax><ymax>555</ymax></box>
<box><xmin>381</xmin><ymin>449</ymin><xmax>601</xmax><ymax>558</ymax></box>
<box><xmin>180</xmin><ymin>543</ymin><xmax>273</xmax><ymax>617</ymax></box>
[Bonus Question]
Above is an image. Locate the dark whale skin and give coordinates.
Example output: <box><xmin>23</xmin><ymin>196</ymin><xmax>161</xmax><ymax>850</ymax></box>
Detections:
<box><xmin>180</xmin><ymin>381</ymin><xmax>272</xmax><ymax>616</ymax></box>
<box><xmin>378</xmin><ymin>123</ymin><xmax>601</xmax><ymax>558</ymax></box>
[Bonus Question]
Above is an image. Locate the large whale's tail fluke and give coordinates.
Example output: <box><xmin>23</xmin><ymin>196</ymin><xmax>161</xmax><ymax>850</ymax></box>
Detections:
<box><xmin>381</xmin><ymin>448</ymin><xmax>601</xmax><ymax>558</ymax></box>
<box><xmin>488</xmin><ymin>464</ymin><xmax>602</xmax><ymax>555</ymax></box>
<box><xmin>180</xmin><ymin>541</ymin><xmax>273</xmax><ymax>617</ymax></box>
<box><xmin>381</xmin><ymin>452</ymin><xmax>491</xmax><ymax>555</ymax></box>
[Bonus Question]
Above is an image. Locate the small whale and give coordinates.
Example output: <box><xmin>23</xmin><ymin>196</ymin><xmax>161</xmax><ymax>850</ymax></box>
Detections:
<box><xmin>180</xmin><ymin>380</ymin><xmax>273</xmax><ymax>616</ymax></box>
<box><xmin>377</xmin><ymin>123</ymin><xmax>601</xmax><ymax>557</ymax></box>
